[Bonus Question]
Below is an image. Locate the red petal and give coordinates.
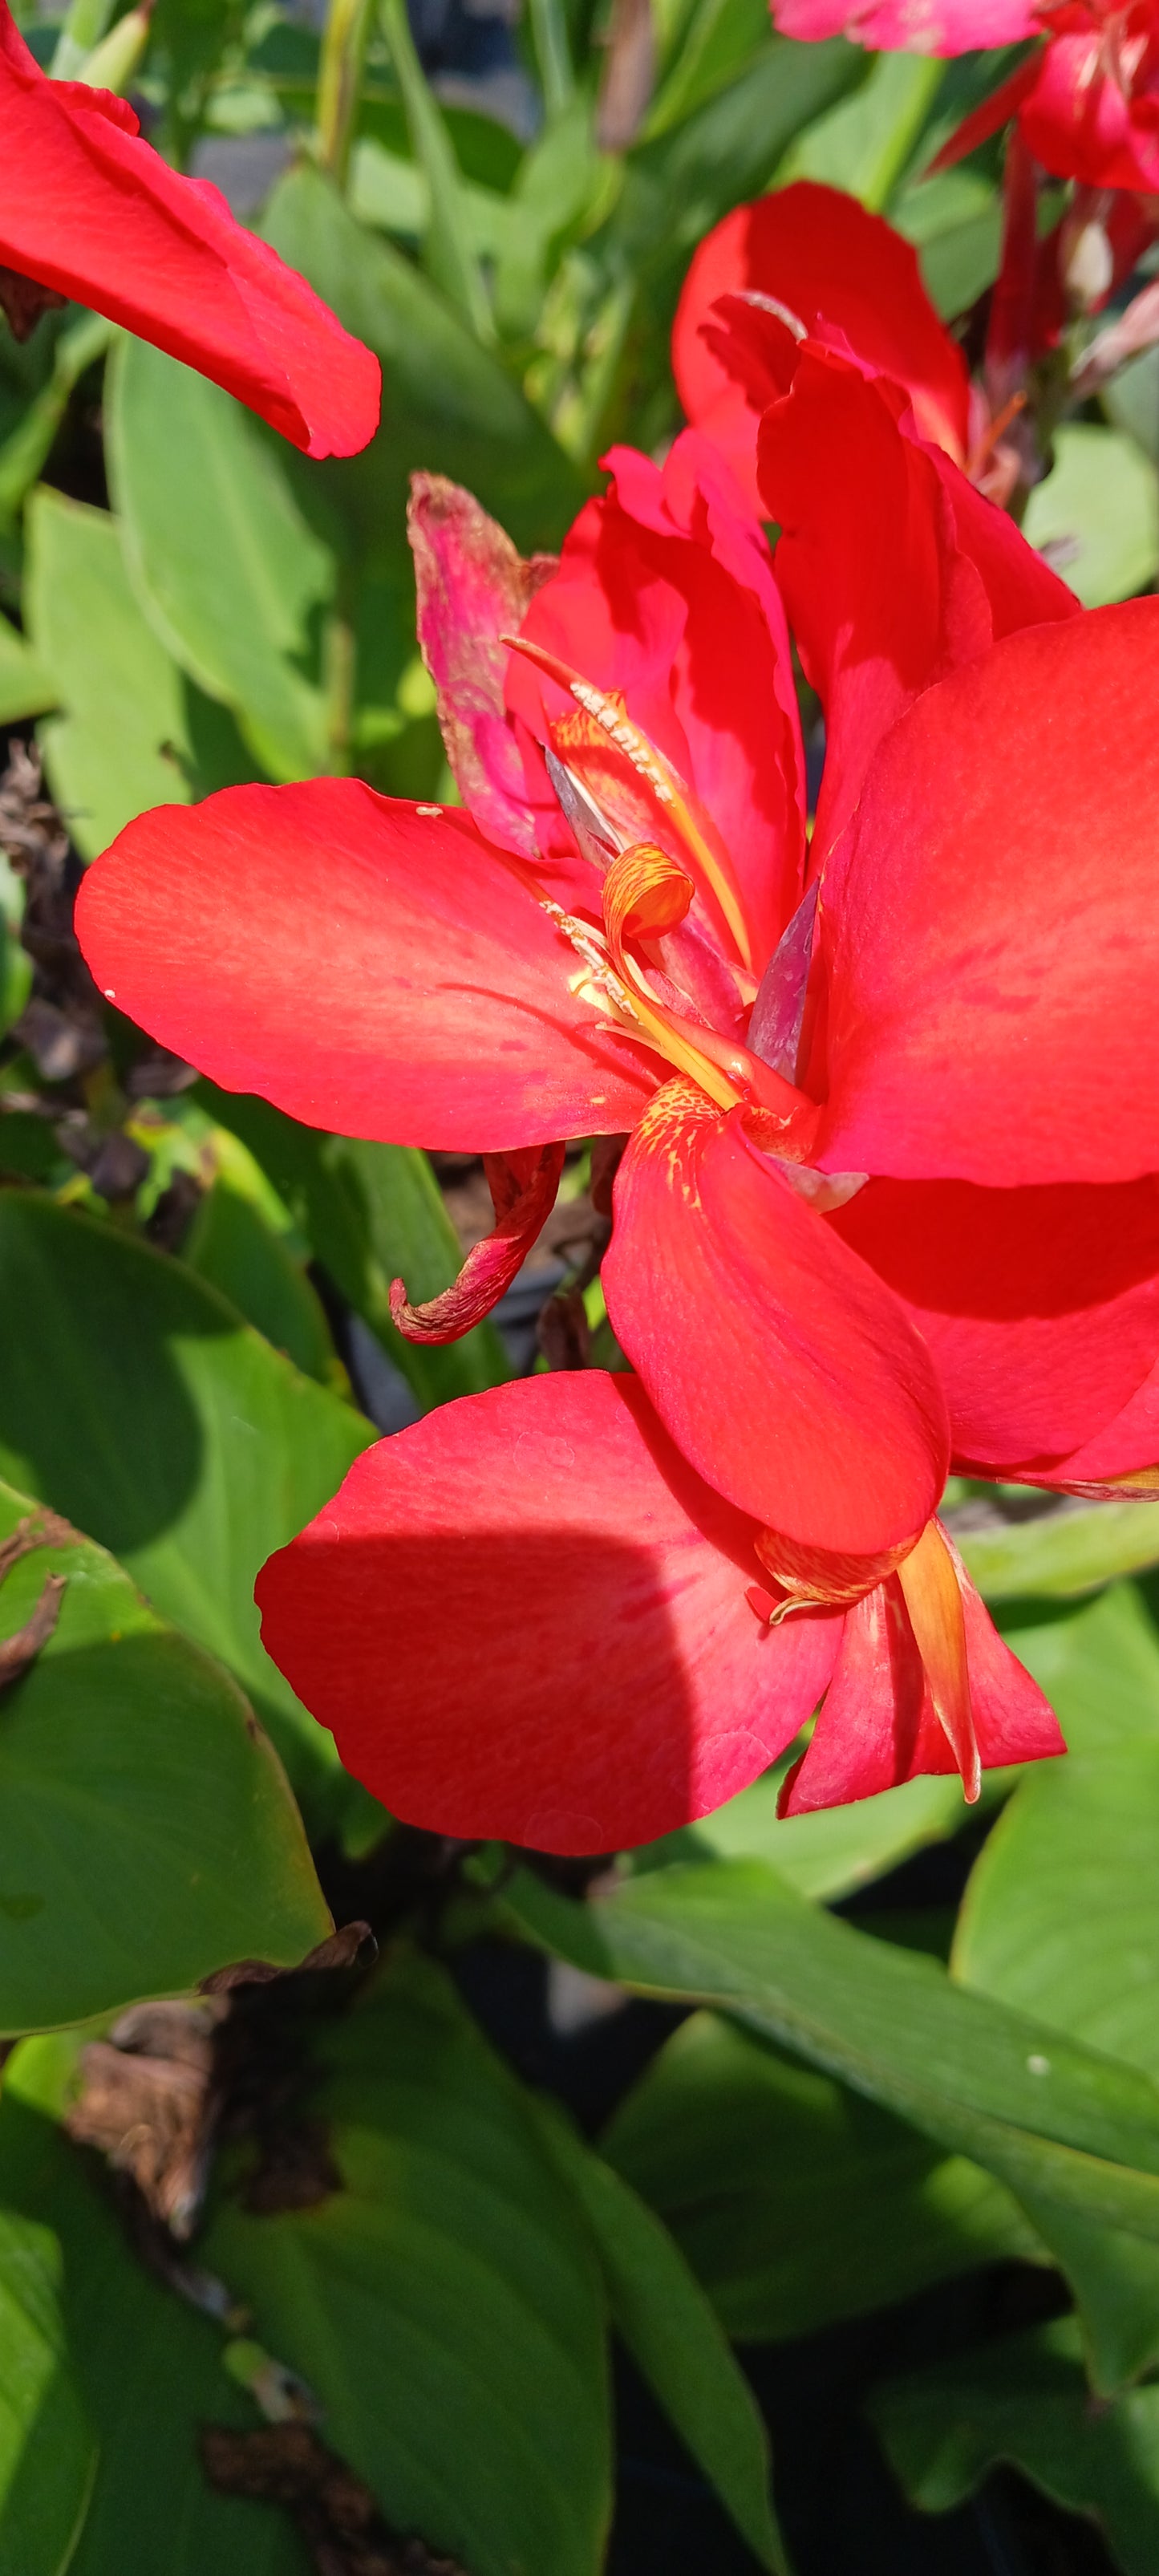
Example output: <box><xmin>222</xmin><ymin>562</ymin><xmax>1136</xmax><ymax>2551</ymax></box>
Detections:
<box><xmin>506</xmin><ymin>432</ymin><xmax>805</xmax><ymax>971</ymax></box>
<box><xmin>407</xmin><ymin>473</ymin><xmax>555</xmax><ymax>861</ymax></box>
<box><xmin>75</xmin><ymin>781</ymin><xmax>653</xmax><ymax>1151</ymax></box>
<box><xmin>818</xmin><ymin>600</ymin><xmax>1159</xmax><ymax>1188</ymax></box>
<box><xmin>391</xmin><ymin>1142</ymin><xmax>564</xmax><ymax>1341</ymax></box>
<box><xmin>0</xmin><ymin>12</ymin><xmax>379</xmax><ymax>458</ymax></box>
<box><xmin>757</xmin><ymin>347</ymin><xmax>1076</xmax><ymax>867</ymax></box>
<box><xmin>255</xmin><ymin>1373</ymin><xmax>841</xmax><ymax>1851</ymax></box>
<box><xmin>770</xmin><ymin>0</ymin><xmax>1037</xmax><ymax>47</ymax></box>
<box><xmin>833</xmin><ymin>1176</ymin><xmax>1159</xmax><ymax>1472</ymax></box>
<box><xmin>674</xmin><ymin>181</ymin><xmax>970</xmax><ymax>513</ymax></box>
<box><xmin>782</xmin><ymin>1540</ymin><xmax>1062</xmax><ymax>1814</ymax></box>
<box><xmin>602</xmin><ymin>1078</ymin><xmax>949</xmax><ymax>1552</ymax></box>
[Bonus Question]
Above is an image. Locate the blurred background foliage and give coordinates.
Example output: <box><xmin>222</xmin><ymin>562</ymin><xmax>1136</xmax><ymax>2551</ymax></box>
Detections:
<box><xmin>2</xmin><ymin>1</ymin><xmax>1159</xmax><ymax>2571</ymax></box>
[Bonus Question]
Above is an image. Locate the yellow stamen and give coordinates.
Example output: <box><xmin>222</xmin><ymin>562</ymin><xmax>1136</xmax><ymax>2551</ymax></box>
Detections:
<box><xmin>504</xmin><ymin>633</ymin><xmax>756</xmax><ymax>972</ymax></box>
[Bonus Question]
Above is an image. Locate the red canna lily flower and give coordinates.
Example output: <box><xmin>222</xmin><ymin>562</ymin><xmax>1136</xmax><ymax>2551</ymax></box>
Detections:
<box><xmin>253</xmin><ymin>1374</ymin><xmax>1063</xmax><ymax>1851</ymax></box>
<box><xmin>934</xmin><ymin>0</ymin><xmax>1159</xmax><ymax>193</ymax></box>
<box><xmin>768</xmin><ymin>0</ymin><xmax>1035</xmax><ymax>54</ymax></box>
<box><xmin>0</xmin><ymin>0</ymin><xmax>379</xmax><ymax>456</ymax></box>
<box><xmin>74</xmin><ymin>414</ymin><xmax>1159</xmax><ymax>1840</ymax></box>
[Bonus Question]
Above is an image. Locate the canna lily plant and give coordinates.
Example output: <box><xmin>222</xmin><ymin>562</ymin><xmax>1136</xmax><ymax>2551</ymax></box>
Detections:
<box><xmin>75</xmin><ymin>358</ymin><xmax>1159</xmax><ymax>1852</ymax></box>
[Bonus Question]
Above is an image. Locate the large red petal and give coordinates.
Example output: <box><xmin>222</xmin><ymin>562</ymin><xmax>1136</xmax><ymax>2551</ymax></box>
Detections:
<box><xmin>602</xmin><ymin>1078</ymin><xmax>949</xmax><ymax>1552</ymax></box>
<box><xmin>833</xmin><ymin>1176</ymin><xmax>1159</xmax><ymax>1473</ymax></box>
<box><xmin>673</xmin><ymin>182</ymin><xmax>970</xmax><ymax>513</ymax></box>
<box><xmin>817</xmin><ymin>601</ymin><xmax>1159</xmax><ymax>1189</ymax></box>
<box><xmin>255</xmin><ymin>1372</ymin><xmax>841</xmax><ymax>1852</ymax></box>
<box><xmin>0</xmin><ymin>11</ymin><xmax>379</xmax><ymax>459</ymax></box>
<box><xmin>757</xmin><ymin>347</ymin><xmax>1076</xmax><ymax>866</ymax></box>
<box><xmin>505</xmin><ymin>433</ymin><xmax>805</xmax><ymax>971</ymax></box>
<box><xmin>75</xmin><ymin>781</ymin><xmax>653</xmax><ymax>1150</ymax></box>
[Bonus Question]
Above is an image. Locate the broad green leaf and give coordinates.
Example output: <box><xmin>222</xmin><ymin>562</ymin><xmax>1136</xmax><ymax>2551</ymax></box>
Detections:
<box><xmin>869</xmin><ymin>2318</ymin><xmax>1159</xmax><ymax>2576</ymax></box>
<box><xmin>261</xmin><ymin>162</ymin><xmax>587</xmax><ymax>551</ymax></box>
<box><xmin>0</xmin><ymin>2069</ymin><xmax>305</xmax><ymax>2576</ymax></box>
<box><xmin>107</xmin><ymin>337</ymin><xmax>335</xmax><ymax>782</ymax></box>
<box><xmin>26</xmin><ymin>489</ymin><xmax>250</xmax><ymax>858</ymax></box>
<box><xmin>955</xmin><ymin>1749</ymin><xmax>1159</xmax><ymax>2081</ymax></box>
<box><xmin>622</xmin><ymin>37</ymin><xmax>863</xmax><ymax>270</ymax></box>
<box><xmin>0</xmin><ymin>608</ymin><xmax>54</xmax><ymax>727</ymax></box>
<box><xmin>645</xmin><ymin>0</ymin><xmax>770</xmax><ymax>139</ymax></box>
<box><xmin>0</xmin><ymin>1193</ymin><xmax>373</xmax><ymax>1810</ymax></box>
<box><xmin>602</xmin><ymin>2010</ymin><xmax>1042</xmax><ymax>2342</ymax></box>
<box><xmin>205</xmin><ymin>1953</ymin><xmax>611</xmax><ymax>2576</ymax></box>
<box><xmin>531</xmin><ymin>2095</ymin><xmax>784</xmax><ymax>2570</ymax></box>
<box><xmin>195</xmin><ymin>1080</ymin><xmax>509</xmax><ymax>1406</ymax></box>
<box><xmin>894</xmin><ymin>166</ymin><xmax>1002</xmax><ymax>320</ymax></box>
<box><xmin>0</xmin><ymin>1475</ymin><xmax>329</xmax><ymax>2033</ymax></box>
<box><xmin>184</xmin><ymin>1182</ymin><xmax>339</xmax><ymax>1387</ymax></box>
<box><xmin>954</xmin><ymin>1737</ymin><xmax>1159</xmax><ymax>2389</ymax></box>
<box><xmin>492</xmin><ymin>101</ymin><xmax>610</xmax><ymax>340</ymax></box>
<box><xmin>1001</xmin><ymin>1581</ymin><xmax>1159</xmax><ymax>1756</ymax></box>
<box><xmin>777</xmin><ymin>52</ymin><xmax>943</xmax><ymax>211</ymax></box>
<box><xmin>496</xmin><ymin>1857</ymin><xmax>1159</xmax><ymax>2245</ymax></box>
<box><xmin>1023</xmin><ymin>423</ymin><xmax>1159</xmax><ymax>606</ymax></box>
<box><xmin>643</xmin><ymin>1765</ymin><xmax>967</xmax><ymax>1902</ymax></box>
<box><xmin>1104</xmin><ymin>343</ymin><xmax>1159</xmax><ymax>460</ymax></box>
<box><xmin>0</xmin><ymin>2205</ymin><xmax>95</xmax><ymax>2576</ymax></box>
<box><xmin>954</xmin><ymin>1495</ymin><xmax>1159</xmax><ymax>1600</ymax></box>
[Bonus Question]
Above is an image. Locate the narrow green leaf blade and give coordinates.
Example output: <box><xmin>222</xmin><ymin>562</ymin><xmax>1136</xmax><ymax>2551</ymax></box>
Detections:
<box><xmin>0</xmin><ymin>2205</ymin><xmax>95</xmax><ymax>2576</ymax></box>
<box><xmin>531</xmin><ymin>2099</ymin><xmax>785</xmax><ymax>2570</ymax></box>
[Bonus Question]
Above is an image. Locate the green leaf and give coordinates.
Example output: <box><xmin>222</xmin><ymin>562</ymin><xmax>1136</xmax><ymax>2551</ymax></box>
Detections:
<box><xmin>953</xmin><ymin>1495</ymin><xmax>1159</xmax><ymax>1600</ymax></box>
<box><xmin>869</xmin><ymin>2317</ymin><xmax>1159</xmax><ymax>2576</ymax></box>
<box><xmin>0</xmin><ymin>608</ymin><xmax>54</xmax><ymax>727</ymax></box>
<box><xmin>1023</xmin><ymin>423</ymin><xmax>1159</xmax><ymax>607</ymax></box>
<box><xmin>1001</xmin><ymin>1581</ymin><xmax>1159</xmax><ymax>1756</ymax></box>
<box><xmin>0</xmin><ymin>312</ymin><xmax>111</xmax><ymax>532</ymax></box>
<box><xmin>379</xmin><ymin>0</ymin><xmax>493</xmax><ymax>340</ymax></box>
<box><xmin>777</xmin><ymin>52</ymin><xmax>943</xmax><ymax>211</ymax></box>
<box><xmin>261</xmin><ymin>162</ymin><xmax>587</xmax><ymax>551</ymax></box>
<box><xmin>1103</xmin><ymin>343</ymin><xmax>1159</xmax><ymax>461</ymax></box>
<box><xmin>0</xmin><ymin>1193</ymin><xmax>373</xmax><ymax>1811</ymax></box>
<box><xmin>954</xmin><ymin>1733</ymin><xmax>1159</xmax><ymax>2389</ymax></box>
<box><xmin>195</xmin><ymin>1080</ymin><xmax>510</xmax><ymax>1407</ymax></box>
<box><xmin>0</xmin><ymin>1474</ymin><xmax>329</xmax><ymax>2034</ymax></box>
<box><xmin>0</xmin><ymin>2205</ymin><xmax>95</xmax><ymax>2576</ymax></box>
<box><xmin>645</xmin><ymin>1765</ymin><xmax>967</xmax><ymax>1903</ymax></box>
<box><xmin>892</xmin><ymin>166</ymin><xmax>1002</xmax><ymax>320</ymax></box>
<box><xmin>26</xmin><ymin>489</ymin><xmax>251</xmax><ymax>859</ymax></box>
<box><xmin>0</xmin><ymin>2071</ymin><xmax>304</xmax><ymax>2576</ymax></box>
<box><xmin>531</xmin><ymin>2094</ymin><xmax>784</xmax><ymax>2568</ymax></box>
<box><xmin>496</xmin><ymin>1857</ymin><xmax>1159</xmax><ymax>2247</ymax></box>
<box><xmin>204</xmin><ymin>1953</ymin><xmax>612</xmax><ymax>2576</ymax></box>
<box><xmin>107</xmin><ymin>337</ymin><xmax>335</xmax><ymax>782</ymax></box>
<box><xmin>602</xmin><ymin>2009</ymin><xmax>1042</xmax><ymax>2343</ymax></box>
<box><xmin>184</xmin><ymin>1182</ymin><xmax>339</xmax><ymax>1387</ymax></box>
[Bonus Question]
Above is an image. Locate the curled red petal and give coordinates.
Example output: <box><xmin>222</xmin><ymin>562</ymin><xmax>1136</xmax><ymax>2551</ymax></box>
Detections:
<box><xmin>407</xmin><ymin>473</ymin><xmax>556</xmax><ymax>860</ymax></box>
<box><xmin>75</xmin><ymin>781</ymin><xmax>654</xmax><ymax>1153</ymax></box>
<box><xmin>781</xmin><ymin>1535</ymin><xmax>1063</xmax><ymax>1815</ymax></box>
<box><xmin>0</xmin><ymin>9</ymin><xmax>379</xmax><ymax>458</ymax></box>
<box><xmin>818</xmin><ymin>600</ymin><xmax>1159</xmax><ymax>1189</ymax></box>
<box><xmin>391</xmin><ymin>1142</ymin><xmax>564</xmax><ymax>1342</ymax></box>
<box><xmin>255</xmin><ymin>1372</ymin><xmax>841</xmax><ymax>1852</ymax></box>
<box><xmin>603</xmin><ymin>1077</ymin><xmax>949</xmax><ymax>1554</ymax></box>
<box><xmin>674</xmin><ymin>182</ymin><xmax>970</xmax><ymax>513</ymax></box>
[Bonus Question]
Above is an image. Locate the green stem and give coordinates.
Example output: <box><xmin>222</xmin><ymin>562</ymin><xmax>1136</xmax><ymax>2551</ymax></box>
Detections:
<box><xmin>528</xmin><ymin>0</ymin><xmax>575</xmax><ymax>123</ymax></box>
<box><xmin>316</xmin><ymin>0</ymin><xmax>374</xmax><ymax>191</ymax></box>
<box><xmin>379</xmin><ymin>0</ymin><xmax>493</xmax><ymax>343</ymax></box>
